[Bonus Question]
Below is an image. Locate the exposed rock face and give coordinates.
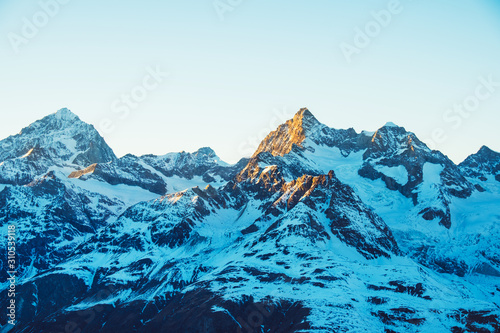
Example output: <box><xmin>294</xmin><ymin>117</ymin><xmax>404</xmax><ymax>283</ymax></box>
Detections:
<box><xmin>359</xmin><ymin>124</ymin><xmax>475</xmax><ymax>229</ymax></box>
<box><xmin>238</xmin><ymin>109</ymin><xmax>500</xmax><ymax>277</ymax></box>
<box><xmin>70</xmin><ymin>148</ymin><xmax>248</xmax><ymax>195</ymax></box>
<box><xmin>1</xmin><ymin>108</ymin><xmax>499</xmax><ymax>332</ymax></box>
<box><xmin>362</xmin><ymin>124</ymin><xmax>474</xmax><ymax>198</ymax></box>
<box><xmin>252</xmin><ymin>109</ymin><xmax>475</xmax><ymax>230</ymax></box>
<box><xmin>0</xmin><ymin>108</ymin><xmax>245</xmax><ymax>196</ymax></box>
<box><xmin>0</xmin><ymin>171</ymin><xmax>121</xmax><ymax>281</ymax></box>
<box><xmin>252</xmin><ymin>108</ymin><xmax>316</xmax><ymax>157</ymax></box>
<box><xmin>71</xmin><ymin>155</ymin><xmax>170</xmax><ymax>195</ymax></box>
<box><xmin>141</xmin><ymin>147</ymin><xmax>236</xmax><ymax>180</ymax></box>
<box><xmin>460</xmin><ymin>145</ymin><xmax>500</xmax><ymax>181</ymax></box>
<box><xmin>18</xmin><ymin>288</ymin><xmax>312</xmax><ymax>333</ymax></box>
<box><xmin>0</xmin><ymin>108</ymin><xmax>116</xmax><ymax>185</ymax></box>
<box><xmin>254</xmin><ymin>108</ymin><xmax>360</xmax><ymax>158</ymax></box>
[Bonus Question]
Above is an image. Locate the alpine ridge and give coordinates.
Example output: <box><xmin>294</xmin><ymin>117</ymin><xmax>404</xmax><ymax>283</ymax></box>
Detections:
<box><xmin>0</xmin><ymin>108</ymin><xmax>499</xmax><ymax>333</ymax></box>
<box><xmin>0</xmin><ymin>108</ymin><xmax>116</xmax><ymax>185</ymax></box>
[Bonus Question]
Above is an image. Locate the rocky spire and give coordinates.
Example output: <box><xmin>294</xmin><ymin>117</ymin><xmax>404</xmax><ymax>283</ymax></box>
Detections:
<box><xmin>252</xmin><ymin>108</ymin><xmax>321</xmax><ymax>157</ymax></box>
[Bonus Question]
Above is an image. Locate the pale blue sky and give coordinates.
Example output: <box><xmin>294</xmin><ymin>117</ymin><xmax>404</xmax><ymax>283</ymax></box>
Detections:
<box><xmin>1</xmin><ymin>0</ymin><xmax>499</xmax><ymax>163</ymax></box>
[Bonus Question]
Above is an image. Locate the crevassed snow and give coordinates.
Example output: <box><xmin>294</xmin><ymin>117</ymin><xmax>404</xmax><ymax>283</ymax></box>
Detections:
<box><xmin>447</xmin><ymin>176</ymin><xmax>500</xmax><ymax>261</ymax></box>
<box><xmin>374</xmin><ymin>165</ymin><xmax>408</xmax><ymax>185</ymax></box>
<box><xmin>301</xmin><ymin>142</ymin><xmax>365</xmax><ymax>180</ymax></box>
<box><xmin>417</xmin><ymin>163</ymin><xmax>444</xmax><ymax>206</ymax></box>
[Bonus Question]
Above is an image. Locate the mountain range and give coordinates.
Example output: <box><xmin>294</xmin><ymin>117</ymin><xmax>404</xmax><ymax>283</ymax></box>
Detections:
<box><xmin>0</xmin><ymin>108</ymin><xmax>499</xmax><ymax>332</ymax></box>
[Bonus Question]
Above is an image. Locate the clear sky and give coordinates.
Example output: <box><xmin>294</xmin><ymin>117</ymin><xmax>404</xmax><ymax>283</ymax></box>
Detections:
<box><xmin>1</xmin><ymin>0</ymin><xmax>499</xmax><ymax>163</ymax></box>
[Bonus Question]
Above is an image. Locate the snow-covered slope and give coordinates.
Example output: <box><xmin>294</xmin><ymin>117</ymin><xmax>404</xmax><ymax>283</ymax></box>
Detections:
<box><xmin>460</xmin><ymin>145</ymin><xmax>500</xmax><ymax>184</ymax></box>
<box><xmin>253</xmin><ymin>108</ymin><xmax>475</xmax><ymax>228</ymax></box>
<box><xmin>0</xmin><ymin>108</ymin><xmax>499</xmax><ymax>333</ymax></box>
<box><xmin>0</xmin><ymin>108</ymin><xmax>116</xmax><ymax>185</ymax></box>
<box><xmin>0</xmin><ymin>171</ymin><xmax>127</xmax><ymax>282</ymax></box>
<box><xmin>7</xmin><ymin>168</ymin><xmax>500</xmax><ymax>332</ymax></box>
<box><xmin>69</xmin><ymin>148</ymin><xmax>248</xmax><ymax>195</ymax></box>
<box><xmin>247</xmin><ymin>109</ymin><xmax>500</xmax><ymax>276</ymax></box>
<box><xmin>0</xmin><ymin>108</ymin><xmax>242</xmax><ymax>195</ymax></box>
<box><xmin>0</xmin><ymin>109</ymin><xmax>247</xmax><ymax>305</ymax></box>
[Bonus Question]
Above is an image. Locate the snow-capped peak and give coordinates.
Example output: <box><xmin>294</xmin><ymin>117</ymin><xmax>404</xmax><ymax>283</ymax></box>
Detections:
<box><xmin>295</xmin><ymin>107</ymin><xmax>321</xmax><ymax>130</ymax></box>
<box><xmin>459</xmin><ymin>145</ymin><xmax>500</xmax><ymax>181</ymax></box>
<box><xmin>194</xmin><ymin>147</ymin><xmax>216</xmax><ymax>158</ymax></box>
<box><xmin>53</xmin><ymin>107</ymin><xmax>79</xmax><ymax>121</ymax></box>
<box><xmin>3</xmin><ymin>107</ymin><xmax>500</xmax><ymax>332</ymax></box>
<box><xmin>382</xmin><ymin>121</ymin><xmax>399</xmax><ymax>128</ymax></box>
<box><xmin>0</xmin><ymin>108</ymin><xmax>116</xmax><ymax>184</ymax></box>
<box><xmin>251</xmin><ymin>108</ymin><xmax>324</xmax><ymax>158</ymax></box>
<box><xmin>477</xmin><ymin>145</ymin><xmax>497</xmax><ymax>155</ymax></box>
<box><xmin>462</xmin><ymin>145</ymin><xmax>500</xmax><ymax>164</ymax></box>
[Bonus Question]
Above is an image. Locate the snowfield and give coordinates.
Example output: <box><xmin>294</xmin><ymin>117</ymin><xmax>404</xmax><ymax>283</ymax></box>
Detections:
<box><xmin>0</xmin><ymin>108</ymin><xmax>499</xmax><ymax>332</ymax></box>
